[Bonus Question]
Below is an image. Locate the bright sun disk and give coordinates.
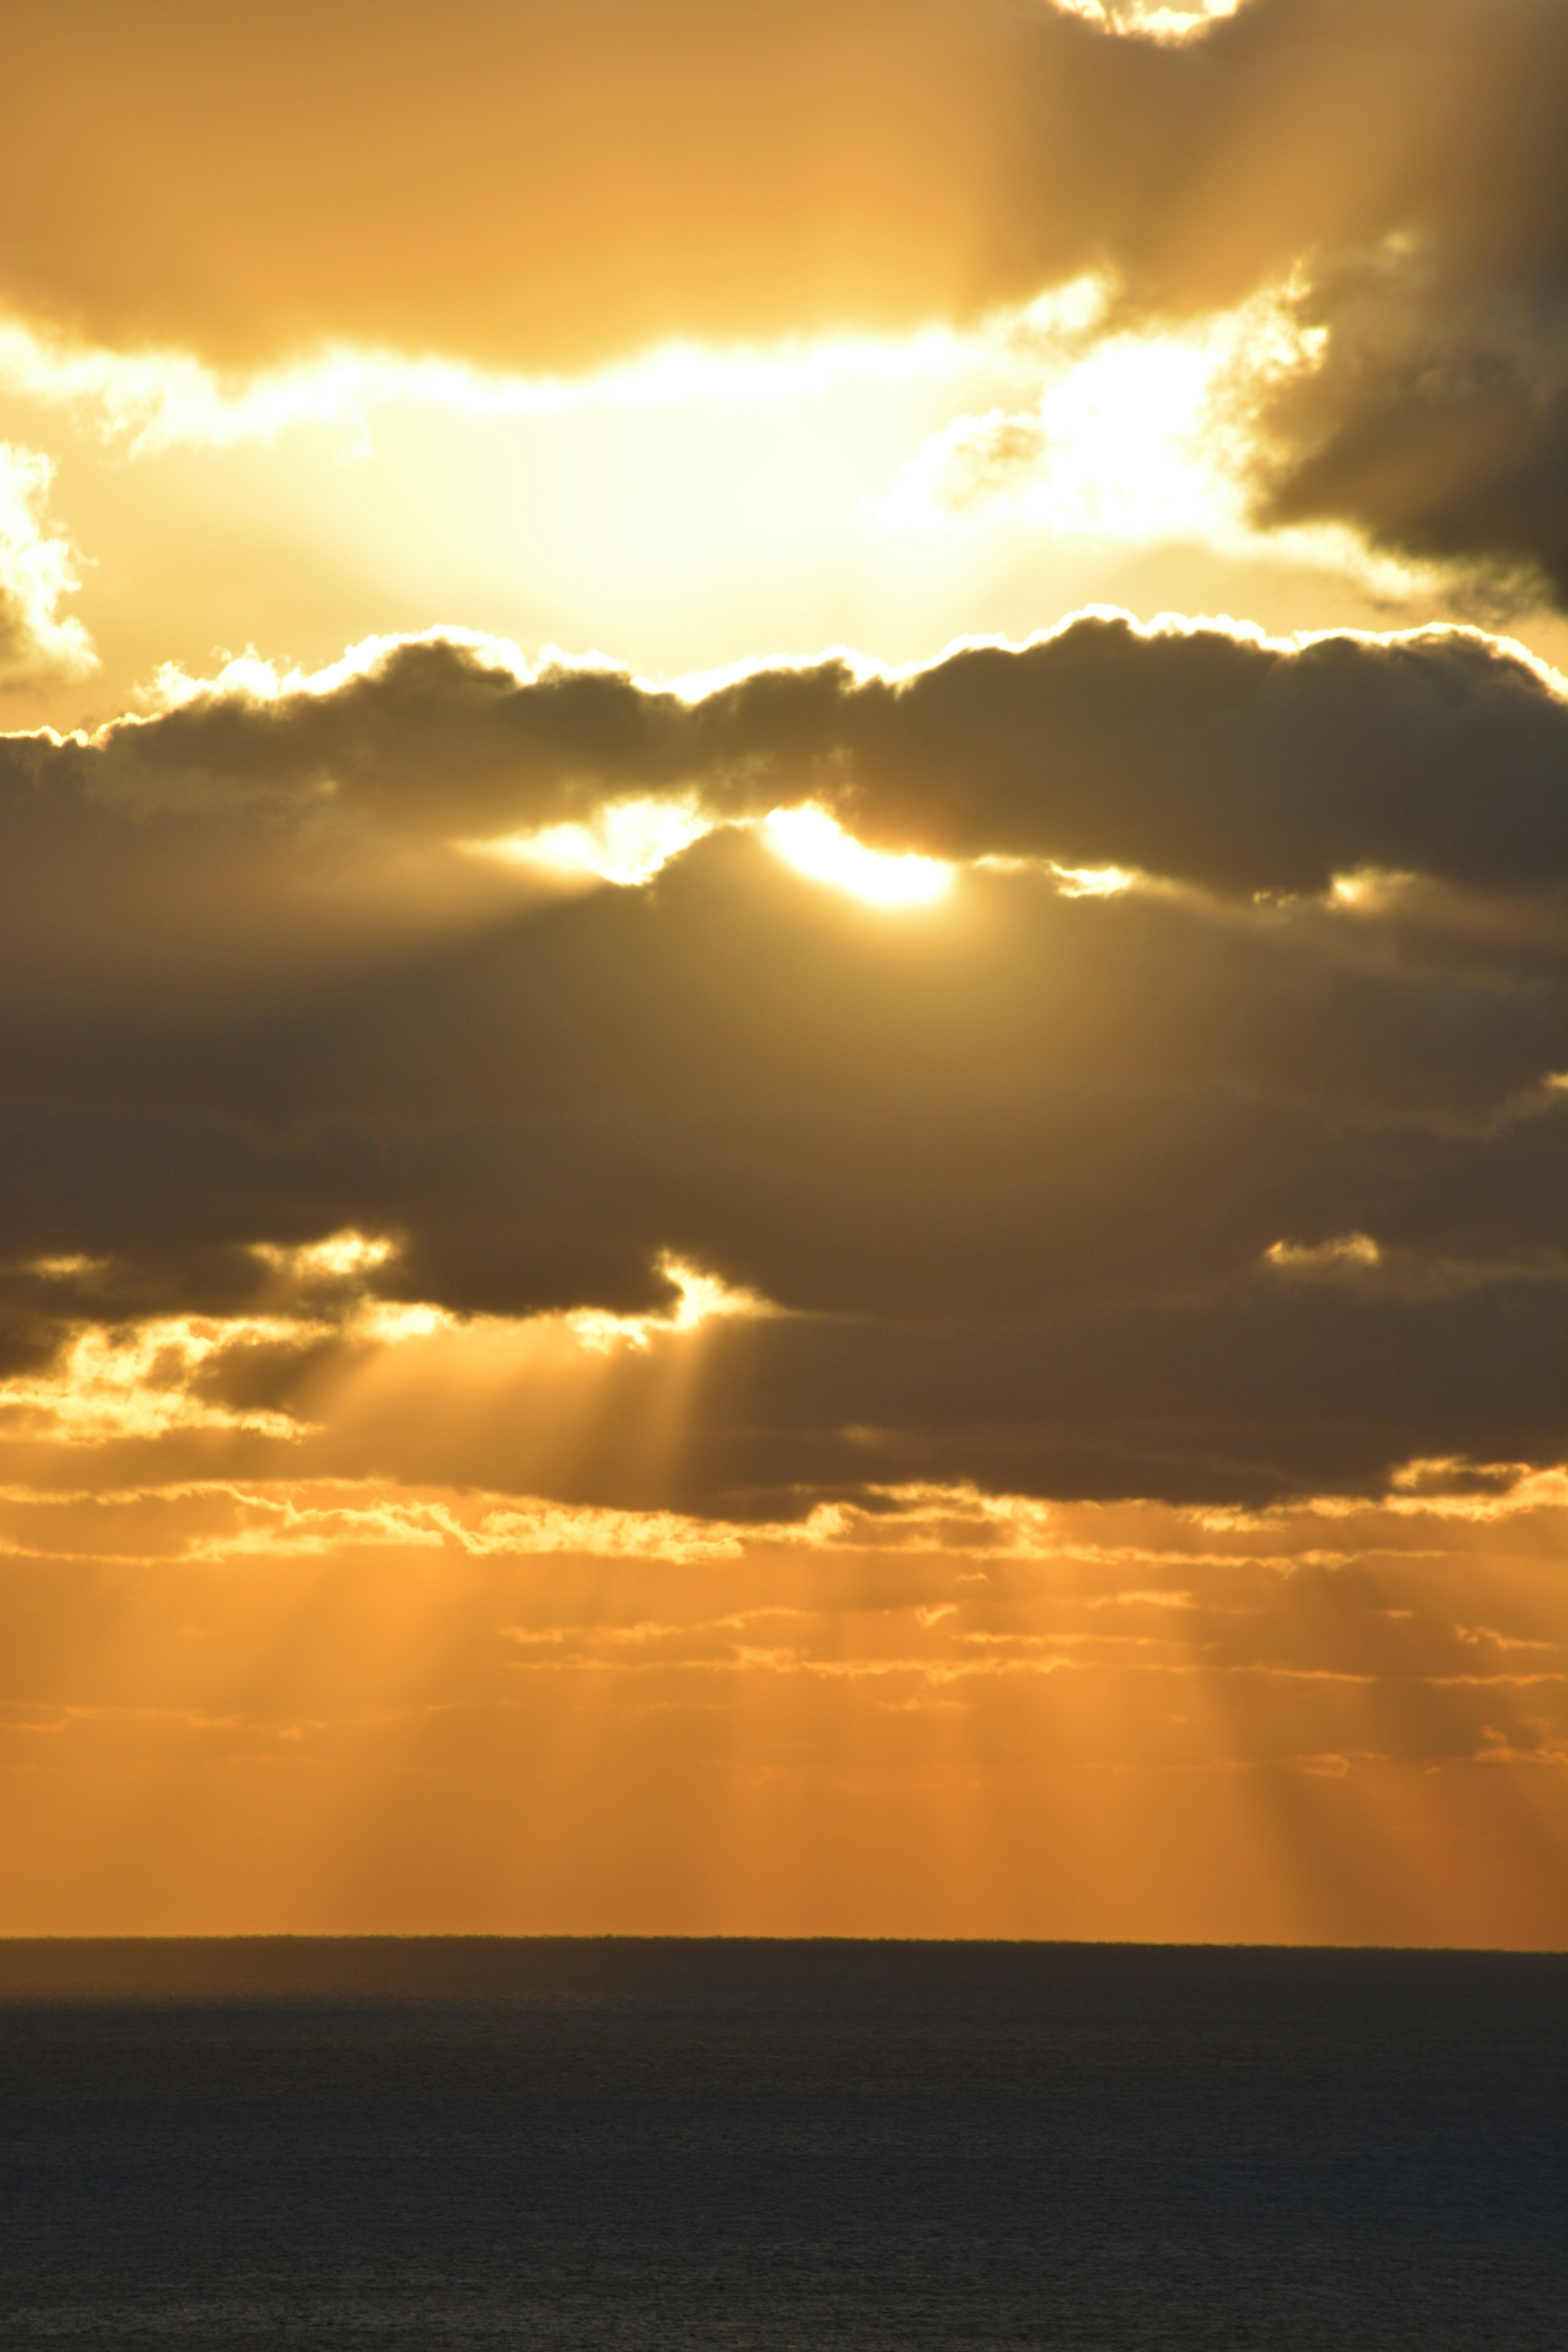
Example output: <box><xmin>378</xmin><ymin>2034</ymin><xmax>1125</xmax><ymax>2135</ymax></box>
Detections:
<box><xmin>763</xmin><ymin>806</ymin><xmax>951</xmax><ymax>905</ymax></box>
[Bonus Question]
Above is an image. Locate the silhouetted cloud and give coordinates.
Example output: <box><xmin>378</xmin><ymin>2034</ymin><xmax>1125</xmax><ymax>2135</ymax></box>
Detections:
<box><xmin>29</xmin><ymin>615</ymin><xmax>1568</xmax><ymax>897</ymax></box>
<box><xmin>1</xmin><ymin>618</ymin><xmax>1561</xmax><ymax>1510</ymax></box>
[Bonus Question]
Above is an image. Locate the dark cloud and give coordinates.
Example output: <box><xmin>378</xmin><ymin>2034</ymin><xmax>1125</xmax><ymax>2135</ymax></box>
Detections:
<box><xmin>33</xmin><ymin>613</ymin><xmax>1568</xmax><ymax>900</ymax></box>
<box><xmin>985</xmin><ymin>0</ymin><xmax>1568</xmax><ymax>605</ymax></box>
<box><xmin>0</xmin><ymin>619</ymin><xmax>1561</xmax><ymax>1510</ymax></box>
<box><xmin>1209</xmin><ymin>7</ymin><xmax>1568</xmax><ymax>604</ymax></box>
<box><xmin>1244</xmin><ymin>251</ymin><xmax>1568</xmax><ymax>608</ymax></box>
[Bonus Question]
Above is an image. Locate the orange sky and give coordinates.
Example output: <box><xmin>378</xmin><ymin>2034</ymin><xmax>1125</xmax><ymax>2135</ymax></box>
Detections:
<box><xmin>0</xmin><ymin>0</ymin><xmax>1562</xmax><ymax>1944</ymax></box>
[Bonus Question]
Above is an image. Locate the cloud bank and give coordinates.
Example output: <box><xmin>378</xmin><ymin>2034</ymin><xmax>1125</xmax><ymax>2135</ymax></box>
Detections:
<box><xmin>2</xmin><ymin>615</ymin><xmax>1561</xmax><ymax>1515</ymax></box>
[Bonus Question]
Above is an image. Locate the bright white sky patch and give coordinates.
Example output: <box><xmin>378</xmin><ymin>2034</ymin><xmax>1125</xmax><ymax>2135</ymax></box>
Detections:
<box><xmin>0</xmin><ymin>311</ymin><xmax>978</xmax><ymax>457</ymax></box>
<box><xmin>7</xmin><ymin>274</ymin><xmax>1562</xmax><ymax>742</ymax></box>
<box><xmin>0</xmin><ymin>440</ymin><xmax>95</xmax><ymax>681</ymax></box>
<box><xmin>878</xmin><ymin>290</ymin><xmax>1442</xmax><ymax>602</ymax></box>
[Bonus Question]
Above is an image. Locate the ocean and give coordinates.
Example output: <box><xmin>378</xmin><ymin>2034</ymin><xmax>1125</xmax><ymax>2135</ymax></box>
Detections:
<box><xmin>0</xmin><ymin>1940</ymin><xmax>1562</xmax><ymax>2350</ymax></box>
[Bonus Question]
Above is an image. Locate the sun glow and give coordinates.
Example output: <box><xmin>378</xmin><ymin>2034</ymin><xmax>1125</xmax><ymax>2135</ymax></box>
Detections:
<box><xmin>883</xmin><ymin>319</ymin><xmax>1230</xmax><ymax>541</ymax></box>
<box><xmin>0</xmin><ymin>314</ymin><xmax>975</xmax><ymax>459</ymax></box>
<box><xmin>1052</xmin><ymin>0</ymin><xmax>1246</xmax><ymax>38</ymax></box>
<box><xmin>568</xmin><ymin>1253</ymin><xmax>771</xmax><ymax>1353</ymax></box>
<box><xmin>463</xmin><ymin>797</ymin><xmax>712</xmax><ymax>888</ymax></box>
<box><xmin>876</xmin><ymin>290</ymin><xmax>1437</xmax><ymax>600</ymax></box>
<box><xmin>763</xmin><ymin>805</ymin><xmax>952</xmax><ymax>906</ymax></box>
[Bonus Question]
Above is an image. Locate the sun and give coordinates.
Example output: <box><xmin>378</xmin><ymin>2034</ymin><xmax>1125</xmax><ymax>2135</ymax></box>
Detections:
<box><xmin>763</xmin><ymin>805</ymin><xmax>952</xmax><ymax>906</ymax></box>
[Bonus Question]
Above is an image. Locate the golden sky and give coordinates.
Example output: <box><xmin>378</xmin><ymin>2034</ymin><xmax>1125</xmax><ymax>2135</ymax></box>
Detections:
<box><xmin>0</xmin><ymin>0</ymin><xmax>1563</xmax><ymax>1945</ymax></box>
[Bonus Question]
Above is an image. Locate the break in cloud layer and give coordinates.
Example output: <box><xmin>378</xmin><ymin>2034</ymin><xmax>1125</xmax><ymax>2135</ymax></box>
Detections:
<box><xmin>2</xmin><ymin>614</ymin><xmax>1562</xmax><ymax>1515</ymax></box>
<box><xmin>4</xmin><ymin>0</ymin><xmax>1566</xmax><ymax>609</ymax></box>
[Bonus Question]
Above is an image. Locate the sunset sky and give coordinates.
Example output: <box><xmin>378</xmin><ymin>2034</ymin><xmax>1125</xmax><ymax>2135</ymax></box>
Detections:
<box><xmin>0</xmin><ymin>0</ymin><xmax>1563</xmax><ymax>1947</ymax></box>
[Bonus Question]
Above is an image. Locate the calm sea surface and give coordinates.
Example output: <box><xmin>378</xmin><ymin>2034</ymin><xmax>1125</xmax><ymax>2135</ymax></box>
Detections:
<box><xmin>0</xmin><ymin>1940</ymin><xmax>1562</xmax><ymax>2350</ymax></box>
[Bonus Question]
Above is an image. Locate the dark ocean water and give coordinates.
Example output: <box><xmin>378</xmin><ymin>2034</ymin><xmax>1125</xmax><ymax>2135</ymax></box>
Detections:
<box><xmin>0</xmin><ymin>1940</ymin><xmax>1562</xmax><ymax>2351</ymax></box>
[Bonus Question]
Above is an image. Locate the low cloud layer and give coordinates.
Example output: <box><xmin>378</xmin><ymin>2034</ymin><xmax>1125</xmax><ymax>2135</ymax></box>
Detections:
<box><xmin>0</xmin><ymin>1467</ymin><xmax>1560</xmax><ymax>1942</ymax></box>
<box><xmin>1</xmin><ymin>616</ymin><xmax>1561</xmax><ymax>1513</ymax></box>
